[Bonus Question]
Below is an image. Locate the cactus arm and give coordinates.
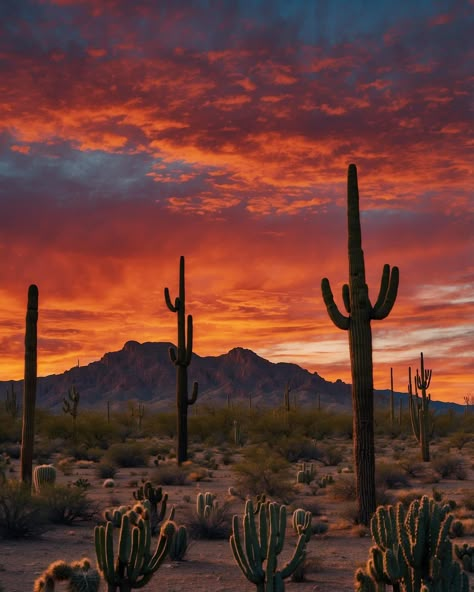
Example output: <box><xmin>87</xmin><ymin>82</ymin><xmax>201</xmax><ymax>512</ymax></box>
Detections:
<box><xmin>230</xmin><ymin>515</ymin><xmax>261</xmax><ymax>584</ymax></box>
<box><xmin>279</xmin><ymin>533</ymin><xmax>306</xmax><ymax>578</ymax></box>
<box><xmin>372</xmin><ymin>265</ymin><xmax>399</xmax><ymax>320</ymax></box>
<box><xmin>321</xmin><ymin>278</ymin><xmax>350</xmax><ymax>330</ymax></box>
<box><xmin>342</xmin><ymin>283</ymin><xmax>351</xmax><ymax>313</ymax></box>
<box><xmin>164</xmin><ymin>288</ymin><xmax>177</xmax><ymax>312</ymax></box>
<box><xmin>188</xmin><ymin>381</ymin><xmax>198</xmax><ymax>405</ymax></box>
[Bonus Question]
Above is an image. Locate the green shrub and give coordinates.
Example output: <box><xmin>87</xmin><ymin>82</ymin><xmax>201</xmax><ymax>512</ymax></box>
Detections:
<box><xmin>95</xmin><ymin>462</ymin><xmax>117</xmax><ymax>479</ymax></box>
<box><xmin>375</xmin><ymin>461</ymin><xmax>411</xmax><ymax>489</ymax></box>
<box><xmin>0</xmin><ymin>480</ymin><xmax>48</xmax><ymax>538</ymax></box>
<box><xmin>38</xmin><ymin>484</ymin><xmax>97</xmax><ymax>524</ymax></box>
<box><xmin>152</xmin><ymin>464</ymin><xmax>189</xmax><ymax>486</ymax></box>
<box><xmin>104</xmin><ymin>442</ymin><xmax>149</xmax><ymax>468</ymax></box>
<box><xmin>432</xmin><ymin>454</ymin><xmax>467</xmax><ymax>479</ymax></box>
<box><xmin>232</xmin><ymin>444</ymin><xmax>294</xmax><ymax>502</ymax></box>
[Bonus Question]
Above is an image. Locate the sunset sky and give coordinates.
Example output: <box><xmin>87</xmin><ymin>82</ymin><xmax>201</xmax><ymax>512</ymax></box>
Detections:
<box><xmin>0</xmin><ymin>1</ymin><xmax>473</xmax><ymax>404</ymax></box>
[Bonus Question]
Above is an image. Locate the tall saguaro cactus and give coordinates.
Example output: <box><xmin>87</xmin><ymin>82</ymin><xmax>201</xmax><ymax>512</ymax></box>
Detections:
<box><xmin>321</xmin><ymin>165</ymin><xmax>399</xmax><ymax>525</ymax></box>
<box><xmin>164</xmin><ymin>256</ymin><xmax>198</xmax><ymax>464</ymax></box>
<box><xmin>408</xmin><ymin>353</ymin><xmax>432</xmax><ymax>462</ymax></box>
<box><xmin>20</xmin><ymin>284</ymin><xmax>39</xmax><ymax>486</ymax></box>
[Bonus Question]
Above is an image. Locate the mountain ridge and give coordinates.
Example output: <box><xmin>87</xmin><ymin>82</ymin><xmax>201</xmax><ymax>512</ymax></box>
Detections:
<box><xmin>0</xmin><ymin>341</ymin><xmax>463</xmax><ymax>414</ymax></box>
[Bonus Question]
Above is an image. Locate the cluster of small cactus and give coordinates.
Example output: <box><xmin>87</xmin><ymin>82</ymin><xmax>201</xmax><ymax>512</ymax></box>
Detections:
<box><xmin>33</xmin><ymin>464</ymin><xmax>57</xmax><ymax>493</ymax></box>
<box><xmin>95</xmin><ymin>500</ymin><xmax>176</xmax><ymax>591</ymax></box>
<box><xmin>230</xmin><ymin>500</ymin><xmax>307</xmax><ymax>591</ymax></box>
<box><xmin>455</xmin><ymin>543</ymin><xmax>474</xmax><ymax>572</ymax></box>
<box><xmin>133</xmin><ymin>481</ymin><xmax>169</xmax><ymax>535</ymax></box>
<box><xmin>355</xmin><ymin>495</ymin><xmax>468</xmax><ymax>591</ymax></box>
<box><xmin>196</xmin><ymin>491</ymin><xmax>218</xmax><ymax>521</ymax></box>
<box><xmin>34</xmin><ymin>558</ymin><xmax>100</xmax><ymax>592</ymax></box>
<box><xmin>296</xmin><ymin>462</ymin><xmax>316</xmax><ymax>485</ymax></box>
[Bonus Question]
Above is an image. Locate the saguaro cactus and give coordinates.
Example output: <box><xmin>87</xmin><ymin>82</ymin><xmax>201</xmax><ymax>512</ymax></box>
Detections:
<box><xmin>20</xmin><ymin>284</ymin><xmax>39</xmax><ymax>486</ymax></box>
<box><xmin>321</xmin><ymin>165</ymin><xmax>399</xmax><ymax>525</ymax></box>
<box><xmin>408</xmin><ymin>353</ymin><xmax>432</xmax><ymax>462</ymax></box>
<box><xmin>164</xmin><ymin>256</ymin><xmax>198</xmax><ymax>464</ymax></box>
<box><xmin>230</xmin><ymin>500</ymin><xmax>307</xmax><ymax>592</ymax></box>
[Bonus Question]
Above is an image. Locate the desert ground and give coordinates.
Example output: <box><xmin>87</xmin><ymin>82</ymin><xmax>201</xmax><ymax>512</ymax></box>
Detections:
<box><xmin>0</xmin><ymin>427</ymin><xmax>473</xmax><ymax>592</ymax></box>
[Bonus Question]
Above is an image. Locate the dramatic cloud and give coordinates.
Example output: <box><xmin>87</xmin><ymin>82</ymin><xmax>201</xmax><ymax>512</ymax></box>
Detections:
<box><xmin>0</xmin><ymin>1</ymin><xmax>472</xmax><ymax>403</ymax></box>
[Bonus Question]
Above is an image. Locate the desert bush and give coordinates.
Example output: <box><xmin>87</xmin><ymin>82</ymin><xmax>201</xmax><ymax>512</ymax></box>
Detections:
<box><xmin>450</xmin><ymin>519</ymin><xmax>465</xmax><ymax>538</ymax></box>
<box><xmin>318</xmin><ymin>443</ymin><xmax>346</xmax><ymax>466</ymax></box>
<box><xmin>0</xmin><ymin>480</ymin><xmax>48</xmax><ymax>538</ymax></box>
<box><xmin>221</xmin><ymin>450</ymin><xmax>234</xmax><ymax>465</ymax></box>
<box><xmin>460</xmin><ymin>490</ymin><xmax>474</xmax><ymax>512</ymax></box>
<box><xmin>448</xmin><ymin>431</ymin><xmax>471</xmax><ymax>451</ymax></box>
<box><xmin>398</xmin><ymin>455</ymin><xmax>424</xmax><ymax>478</ymax></box>
<box><xmin>103</xmin><ymin>442</ymin><xmax>149</xmax><ymax>468</ymax></box>
<box><xmin>95</xmin><ymin>462</ymin><xmax>117</xmax><ymax>479</ymax></box>
<box><xmin>274</xmin><ymin>436</ymin><xmax>321</xmax><ymax>463</ymax></box>
<box><xmin>332</xmin><ymin>476</ymin><xmax>356</xmax><ymax>501</ymax></box>
<box><xmin>432</xmin><ymin>454</ymin><xmax>467</xmax><ymax>479</ymax></box>
<box><xmin>152</xmin><ymin>464</ymin><xmax>189</xmax><ymax>486</ymax></box>
<box><xmin>38</xmin><ymin>484</ymin><xmax>97</xmax><ymax>524</ymax></box>
<box><xmin>375</xmin><ymin>461</ymin><xmax>411</xmax><ymax>489</ymax></box>
<box><xmin>232</xmin><ymin>444</ymin><xmax>294</xmax><ymax>502</ymax></box>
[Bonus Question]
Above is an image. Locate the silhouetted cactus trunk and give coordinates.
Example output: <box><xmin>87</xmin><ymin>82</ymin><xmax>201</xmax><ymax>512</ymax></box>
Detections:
<box><xmin>408</xmin><ymin>354</ymin><xmax>432</xmax><ymax>462</ymax></box>
<box><xmin>20</xmin><ymin>284</ymin><xmax>39</xmax><ymax>486</ymax></box>
<box><xmin>165</xmin><ymin>256</ymin><xmax>198</xmax><ymax>465</ymax></box>
<box><xmin>321</xmin><ymin>165</ymin><xmax>399</xmax><ymax>525</ymax></box>
<box><xmin>390</xmin><ymin>367</ymin><xmax>394</xmax><ymax>428</ymax></box>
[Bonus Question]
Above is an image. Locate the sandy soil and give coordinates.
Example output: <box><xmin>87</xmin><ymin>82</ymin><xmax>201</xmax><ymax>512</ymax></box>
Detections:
<box><xmin>1</xmin><ymin>438</ymin><xmax>473</xmax><ymax>592</ymax></box>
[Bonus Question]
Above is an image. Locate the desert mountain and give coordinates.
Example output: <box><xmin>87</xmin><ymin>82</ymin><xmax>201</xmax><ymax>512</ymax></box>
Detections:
<box><xmin>1</xmin><ymin>341</ymin><xmax>463</xmax><ymax>414</ymax></box>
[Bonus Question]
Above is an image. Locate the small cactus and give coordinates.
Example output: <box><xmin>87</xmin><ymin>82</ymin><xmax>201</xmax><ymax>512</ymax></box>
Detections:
<box><xmin>33</xmin><ymin>464</ymin><xmax>57</xmax><ymax>493</ymax></box>
<box><xmin>296</xmin><ymin>463</ymin><xmax>315</xmax><ymax>485</ymax></box>
<box><xmin>34</xmin><ymin>558</ymin><xmax>100</xmax><ymax>592</ymax></box>
<box><xmin>133</xmin><ymin>481</ymin><xmax>169</xmax><ymax>535</ymax></box>
<box><xmin>169</xmin><ymin>524</ymin><xmax>188</xmax><ymax>561</ymax></box>
<box><xmin>455</xmin><ymin>543</ymin><xmax>474</xmax><ymax>572</ymax></box>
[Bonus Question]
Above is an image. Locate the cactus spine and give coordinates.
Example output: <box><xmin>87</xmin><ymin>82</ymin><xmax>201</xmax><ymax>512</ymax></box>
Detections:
<box><xmin>20</xmin><ymin>284</ymin><xmax>39</xmax><ymax>486</ymax></box>
<box><xmin>164</xmin><ymin>255</ymin><xmax>198</xmax><ymax>464</ymax></box>
<box><xmin>33</xmin><ymin>464</ymin><xmax>57</xmax><ymax>493</ymax></box>
<box><xmin>321</xmin><ymin>165</ymin><xmax>399</xmax><ymax>525</ymax></box>
<box><xmin>94</xmin><ymin>502</ymin><xmax>175</xmax><ymax>592</ymax></box>
<box><xmin>230</xmin><ymin>500</ymin><xmax>307</xmax><ymax>592</ymax></box>
<box><xmin>408</xmin><ymin>353</ymin><xmax>432</xmax><ymax>462</ymax></box>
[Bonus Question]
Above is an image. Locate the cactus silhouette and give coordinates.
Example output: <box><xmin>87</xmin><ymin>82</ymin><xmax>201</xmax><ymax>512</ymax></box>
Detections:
<box><xmin>20</xmin><ymin>284</ymin><xmax>39</xmax><ymax>487</ymax></box>
<box><xmin>408</xmin><ymin>353</ymin><xmax>432</xmax><ymax>462</ymax></box>
<box><xmin>321</xmin><ymin>165</ymin><xmax>399</xmax><ymax>525</ymax></box>
<box><xmin>165</xmin><ymin>256</ymin><xmax>198</xmax><ymax>464</ymax></box>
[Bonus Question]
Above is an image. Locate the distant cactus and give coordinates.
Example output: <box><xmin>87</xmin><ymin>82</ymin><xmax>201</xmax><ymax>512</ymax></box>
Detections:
<box><xmin>33</xmin><ymin>464</ymin><xmax>57</xmax><ymax>493</ymax></box>
<box><xmin>321</xmin><ymin>165</ymin><xmax>399</xmax><ymax>525</ymax></box>
<box><xmin>230</xmin><ymin>500</ymin><xmax>307</xmax><ymax>591</ymax></box>
<box><xmin>196</xmin><ymin>491</ymin><xmax>217</xmax><ymax>520</ymax></box>
<box><xmin>95</xmin><ymin>502</ymin><xmax>175</xmax><ymax>591</ymax></box>
<box><xmin>296</xmin><ymin>463</ymin><xmax>316</xmax><ymax>485</ymax></box>
<box><xmin>408</xmin><ymin>353</ymin><xmax>432</xmax><ymax>462</ymax></box>
<box><xmin>165</xmin><ymin>256</ymin><xmax>198</xmax><ymax>464</ymax></box>
<box><xmin>4</xmin><ymin>382</ymin><xmax>19</xmax><ymax>419</ymax></box>
<box><xmin>355</xmin><ymin>496</ymin><xmax>468</xmax><ymax>591</ymax></box>
<box><xmin>455</xmin><ymin>543</ymin><xmax>474</xmax><ymax>572</ymax></box>
<box><xmin>132</xmin><ymin>481</ymin><xmax>169</xmax><ymax>535</ymax></box>
<box><xmin>20</xmin><ymin>284</ymin><xmax>39</xmax><ymax>487</ymax></box>
<box><xmin>317</xmin><ymin>474</ymin><xmax>334</xmax><ymax>488</ymax></box>
<box><xmin>62</xmin><ymin>385</ymin><xmax>80</xmax><ymax>440</ymax></box>
<box><xmin>33</xmin><ymin>558</ymin><xmax>100</xmax><ymax>592</ymax></box>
